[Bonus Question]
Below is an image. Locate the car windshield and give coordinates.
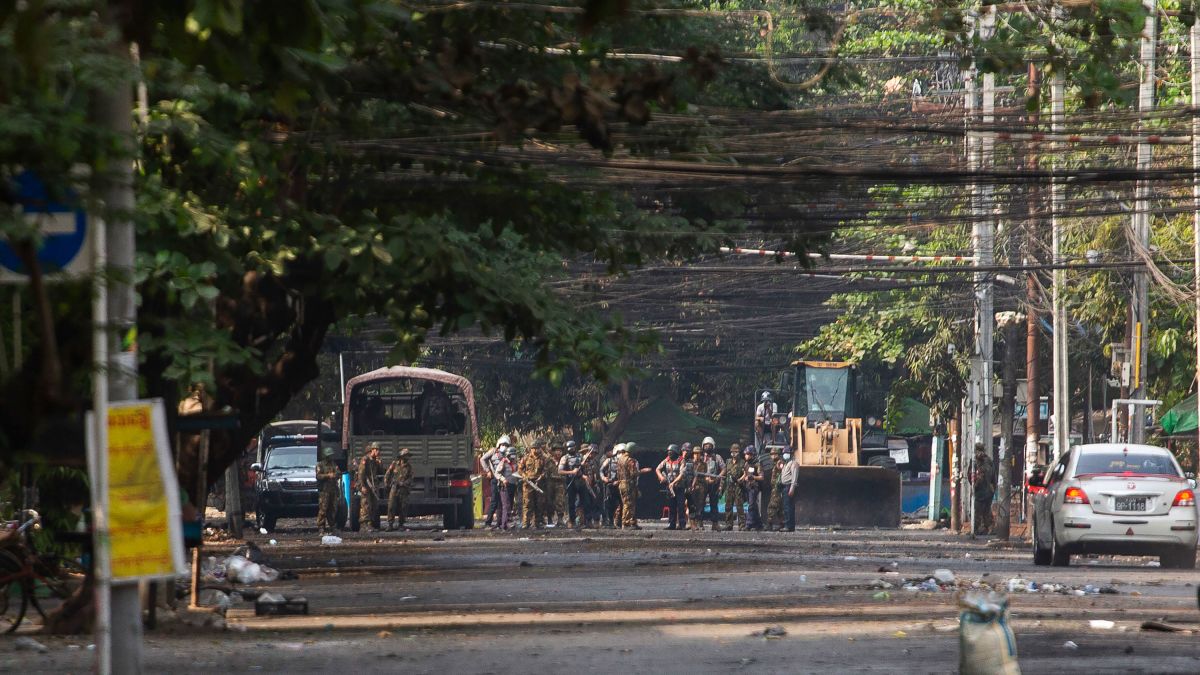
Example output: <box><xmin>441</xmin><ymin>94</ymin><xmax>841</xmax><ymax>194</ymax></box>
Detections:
<box><xmin>1075</xmin><ymin>451</ymin><xmax>1179</xmax><ymax>477</ymax></box>
<box><xmin>266</xmin><ymin>446</ymin><xmax>316</xmax><ymax>470</ymax></box>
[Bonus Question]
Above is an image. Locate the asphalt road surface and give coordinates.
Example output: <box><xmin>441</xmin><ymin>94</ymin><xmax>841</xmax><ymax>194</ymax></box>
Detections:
<box><xmin>7</xmin><ymin>518</ymin><xmax>1200</xmax><ymax>673</ymax></box>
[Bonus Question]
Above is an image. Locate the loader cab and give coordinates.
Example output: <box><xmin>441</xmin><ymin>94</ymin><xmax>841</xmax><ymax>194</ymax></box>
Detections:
<box><xmin>793</xmin><ymin>361</ymin><xmax>857</xmax><ymax>428</ymax></box>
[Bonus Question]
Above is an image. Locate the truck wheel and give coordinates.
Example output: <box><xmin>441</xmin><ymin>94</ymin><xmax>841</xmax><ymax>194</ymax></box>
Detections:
<box><xmin>456</xmin><ymin>495</ymin><xmax>475</xmax><ymax>530</ymax></box>
<box><xmin>349</xmin><ymin>494</ymin><xmax>361</xmax><ymax>532</ymax></box>
<box><xmin>335</xmin><ymin>498</ymin><xmax>347</xmax><ymax>530</ymax></box>
<box><xmin>443</xmin><ymin>505</ymin><xmax>458</xmax><ymax>530</ymax></box>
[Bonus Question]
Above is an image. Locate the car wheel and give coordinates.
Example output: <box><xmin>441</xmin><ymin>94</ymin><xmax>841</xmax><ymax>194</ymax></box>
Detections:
<box><xmin>1032</xmin><ymin>520</ymin><xmax>1051</xmax><ymax>566</ymax></box>
<box><xmin>456</xmin><ymin>495</ymin><xmax>475</xmax><ymax>530</ymax></box>
<box><xmin>1162</xmin><ymin>548</ymin><xmax>1196</xmax><ymax>570</ymax></box>
<box><xmin>262</xmin><ymin>512</ymin><xmax>277</xmax><ymax>533</ymax></box>
<box><xmin>1049</xmin><ymin>521</ymin><xmax>1070</xmax><ymax>567</ymax></box>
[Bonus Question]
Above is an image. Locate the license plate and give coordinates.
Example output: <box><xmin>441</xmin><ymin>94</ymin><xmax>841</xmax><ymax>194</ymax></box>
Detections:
<box><xmin>1115</xmin><ymin>497</ymin><xmax>1147</xmax><ymax>511</ymax></box>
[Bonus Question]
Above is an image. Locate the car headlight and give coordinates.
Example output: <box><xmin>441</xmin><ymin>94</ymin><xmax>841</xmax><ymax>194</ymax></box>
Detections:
<box><xmin>266</xmin><ymin>480</ymin><xmax>282</xmax><ymax>491</ymax></box>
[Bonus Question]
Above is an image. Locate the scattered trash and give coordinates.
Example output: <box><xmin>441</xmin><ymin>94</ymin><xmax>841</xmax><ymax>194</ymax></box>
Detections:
<box><xmin>399</xmin><ymin>595</ymin><xmax>417</xmax><ymax>601</ymax></box>
<box><xmin>1082</xmin><ymin>584</ymin><xmax>1099</xmax><ymax>595</ymax></box>
<box><xmin>1089</xmin><ymin>620</ymin><xmax>1115</xmax><ymax>630</ymax></box>
<box><xmin>919</xmin><ymin>579</ymin><xmax>941</xmax><ymax>592</ymax></box>
<box><xmin>932</xmin><ymin>569</ymin><xmax>955</xmax><ymax>584</ymax></box>
<box><xmin>872</xmin><ymin>591</ymin><xmax>891</xmax><ymax>601</ymax></box>
<box><xmin>255</xmin><ymin>592</ymin><xmax>308</xmax><ymax>616</ymax></box>
<box><xmin>225</xmin><ymin>555</ymin><xmax>280</xmax><ymax>584</ymax></box>
<box><xmin>377</xmin><ymin>630</ymin><xmax>392</xmax><ymax>638</ymax></box>
<box><xmin>893</xmin><ymin>630</ymin><xmax>907</xmax><ymax>638</ymax></box>
<box><xmin>1145</xmin><ymin>560</ymin><xmax>1161</xmax><ymax>568</ymax></box>
<box><xmin>321</xmin><ymin>535</ymin><xmax>343</xmax><ymax>546</ymax></box>
<box><xmin>197</xmin><ymin>589</ymin><xmax>233</xmax><ymax>612</ymax></box>
<box><xmin>756</xmin><ymin>625</ymin><xmax>787</xmax><ymax>639</ymax></box>
<box><xmin>199</xmin><ymin>556</ymin><xmax>228</xmax><ymax>583</ymax></box>
<box><xmin>1062</xmin><ymin>641</ymin><xmax>1078</xmax><ymax>650</ymax></box>
<box><xmin>1006</xmin><ymin>578</ymin><xmax>1028</xmax><ymax>593</ymax></box>
<box><xmin>1141</xmin><ymin>620</ymin><xmax>1196</xmax><ymax>633</ymax></box>
<box><xmin>259</xmin><ymin>527</ymin><xmax>269</xmax><ymax>535</ymax></box>
<box><xmin>14</xmin><ymin>637</ymin><xmax>48</xmax><ymax>653</ymax></box>
<box><xmin>844</xmin><ymin>556</ymin><xmax>859</xmax><ymax>561</ymax></box>
<box><xmin>232</xmin><ymin>542</ymin><xmax>266</xmax><ymax>564</ymax></box>
<box><xmin>959</xmin><ymin>591</ymin><xmax>1020</xmax><ymax>675</ymax></box>
<box><xmin>268</xmin><ymin>539</ymin><xmax>278</xmax><ymax>546</ymax></box>
<box><xmin>799</xmin><ymin>575</ymin><xmax>807</xmax><ymax>583</ymax></box>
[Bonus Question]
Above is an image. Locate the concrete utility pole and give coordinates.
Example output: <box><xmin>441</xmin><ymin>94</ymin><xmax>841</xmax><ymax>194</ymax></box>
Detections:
<box><xmin>1025</xmin><ymin>64</ymin><xmax>1041</xmax><ymax>488</ymax></box>
<box><xmin>963</xmin><ymin>12</ymin><xmax>979</xmax><ymax>534</ymax></box>
<box><xmin>1051</xmin><ymin>68</ymin><xmax>1069</xmax><ymax>460</ymax></box>
<box><xmin>1192</xmin><ymin>21</ymin><xmax>1200</xmax><ymax>473</ymax></box>
<box><xmin>1130</xmin><ymin>1</ymin><xmax>1156</xmax><ymax>443</ymax></box>
<box><xmin>96</xmin><ymin>77</ymin><xmax>142</xmax><ymax>673</ymax></box>
<box><xmin>977</xmin><ymin>5</ymin><xmax>997</xmax><ymax>535</ymax></box>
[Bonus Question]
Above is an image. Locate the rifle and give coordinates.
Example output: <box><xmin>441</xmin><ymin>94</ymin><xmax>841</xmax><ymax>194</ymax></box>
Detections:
<box><xmin>513</xmin><ymin>473</ymin><xmax>545</xmax><ymax>494</ymax></box>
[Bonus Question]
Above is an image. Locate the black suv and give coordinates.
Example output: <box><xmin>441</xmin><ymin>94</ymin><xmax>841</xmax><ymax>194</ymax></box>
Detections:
<box><xmin>252</xmin><ymin>443</ymin><xmax>319</xmax><ymax>532</ymax></box>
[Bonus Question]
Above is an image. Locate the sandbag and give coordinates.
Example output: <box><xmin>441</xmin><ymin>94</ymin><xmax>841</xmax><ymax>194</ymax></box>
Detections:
<box><xmin>959</xmin><ymin>590</ymin><xmax>1021</xmax><ymax>675</ymax></box>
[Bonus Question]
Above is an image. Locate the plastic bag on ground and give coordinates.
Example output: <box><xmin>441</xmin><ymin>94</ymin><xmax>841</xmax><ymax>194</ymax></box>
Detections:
<box><xmin>224</xmin><ymin>554</ymin><xmax>281</xmax><ymax>583</ymax></box>
<box><xmin>197</xmin><ymin>589</ymin><xmax>232</xmax><ymax>612</ymax></box>
<box><xmin>321</xmin><ymin>535</ymin><xmax>343</xmax><ymax>546</ymax></box>
<box><xmin>232</xmin><ymin>542</ymin><xmax>266</xmax><ymax>564</ymax></box>
<box><xmin>959</xmin><ymin>590</ymin><xmax>1021</xmax><ymax>675</ymax></box>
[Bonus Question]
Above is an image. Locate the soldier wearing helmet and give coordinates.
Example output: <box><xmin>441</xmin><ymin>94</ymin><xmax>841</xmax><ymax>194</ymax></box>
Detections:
<box><xmin>599</xmin><ymin>444</ymin><xmax>620</xmax><ymax>528</ymax></box>
<box><xmin>657</xmin><ymin>444</ymin><xmax>686</xmax><ymax>530</ymax></box>
<box><xmin>558</xmin><ymin>439</ymin><xmax>587</xmax><ymax>528</ymax></box>
<box><xmin>700</xmin><ymin>437</ymin><xmax>726</xmax><ymax>530</ymax></box>
<box><xmin>385</xmin><ymin>448</ymin><xmax>413</xmax><ymax>531</ymax></box>
<box><xmin>316</xmin><ymin>446</ymin><xmax>340</xmax><ymax>534</ymax></box>
<box><xmin>740</xmin><ymin>445</ymin><xmax>765</xmax><ymax>531</ymax></box>
<box><xmin>545</xmin><ymin>440</ymin><xmax>570</xmax><ymax>527</ymax></box>
<box><xmin>724</xmin><ymin>443</ymin><xmax>746</xmax><ymax>531</ymax></box>
<box><xmin>686</xmin><ymin>446</ymin><xmax>709</xmax><ymax>530</ymax></box>
<box><xmin>357</xmin><ymin>442</ymin><xmax>384</xmax><ymax>531</ymax></box>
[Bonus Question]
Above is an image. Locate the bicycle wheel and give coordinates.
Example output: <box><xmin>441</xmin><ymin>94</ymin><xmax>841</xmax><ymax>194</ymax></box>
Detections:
<box><xmin>29</xmin><ymin>555</ymin><xmax>86</xmax><ymax>620</ymax></box>
<box><xmin>0</xmin><ymin>550</ymin><xmax>30</xmax><ymax>633</ymax></box>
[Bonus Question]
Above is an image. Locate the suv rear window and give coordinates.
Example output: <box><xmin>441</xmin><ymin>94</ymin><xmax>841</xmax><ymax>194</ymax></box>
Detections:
<box><xmin>1075</xmin><ymin>451</ymin><xmax>1179</xmax><ymax>477</ymax></box>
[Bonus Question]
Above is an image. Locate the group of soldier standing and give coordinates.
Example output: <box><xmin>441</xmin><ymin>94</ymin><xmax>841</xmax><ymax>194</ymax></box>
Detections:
<box><xmin>315</xmin><ymin>442</ymin><xmax>415</xmax><ymax>533</ymax></box>
<box><xmin>481</xmin><ymin>435</ymin><xmax>803</xmax><ymax>532</ymax></box>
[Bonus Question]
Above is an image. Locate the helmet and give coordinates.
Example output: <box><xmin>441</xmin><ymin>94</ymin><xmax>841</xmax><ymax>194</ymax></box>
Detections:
<box><xmin>367</xmin><ymin>442</ymin><xmax>380</xmax><ymax>451</ymax></box>
<box><xmin>743</xmin><ymin>446</ymin><xmax>756</xmax><ymax>456</ymax></box>
<box><xmin>761</xmin><ymin>391</ymin><xmax>773</xmax><ymax>402</ymax></box>
<box><xmin>691</xmin><ymin>447</ymin><xmax>702</xmax><ymax>455</ymax></box>
<box><xmin>614</xmin><ymin>443</ymin><xmax>627</xmax><ymax>454</ymax></box>
<box><xmin>624</xmin><ymin>442</ymin><xmax>637</xmax><ymax>453</ymax></box>
<box><xmin>497</xmin><ymin>434</ymin><xmax>511</xmax><ymax>448</ymax></box>
<box><xmin>681</xmin><ymin>442</ymin><xmax>693</xmax><ymax>453</ymax></box>
<box><xmin>399</xmin><ymin>448</ymin><xmax>411</xmax><ymax>457</ymax></box>
<box><xmin>505</xmin><ymin>447</ymin><xmax>517</xmax><ymax>457</ymax></box>
<box><xmin>321</xmin><ymin>446</ymin><xmax>335</xmax><ymax>458</ymax></box>
<box><xmin>702</xmin><ymin>436</ymin><xmax>716</xmax><ymax>448</ymax></box>
<box><xmin>565</xmin><ymin>440</ymin><xmax>577</xmax><ymax>450</ymax></box>
<box><xmin>667</xmin><ymin>443</ymin><xmax>679</xmax><ymax>456</ymax></box>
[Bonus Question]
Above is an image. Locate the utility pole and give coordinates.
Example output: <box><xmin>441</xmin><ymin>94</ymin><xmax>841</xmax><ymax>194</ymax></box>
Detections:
<box><xmin>96</xmin><ymin>73</ymin><xmax>142</xmax><ymax>673</ymax></box>
<box><xmin>1025</xmin><ymin>63</ymin><xmax>1041</xmax><ymax>489</ymax></box>
<box><xmin>963</xmin><ymin>10</ymin><xmax>980</xmax><ymax>535</ymax></box>
<box><xmin>1130</xmin><ymin>1</ymin><xmax>1156</xmax><ymax>443</ymax></box>
<box><xmin>1051</xmin><ymin>67</ymin><xmax>1069</xmax><ymax>460</ymax></box>
<box><xmin>1191</xmin><ymin>21</ymin><xmax>1200</xmax><ymax>474</ymax></box>
<box><xmin>977</xmin><ymin>5</ymin><xmax>997</xmax><ymax>536</ymax></box>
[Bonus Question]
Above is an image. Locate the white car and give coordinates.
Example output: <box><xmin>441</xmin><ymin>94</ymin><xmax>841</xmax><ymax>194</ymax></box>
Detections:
<box><xmin>1030</xmin><ymin>443</ymin><xmax>1198</xmax><ymax>568</ymax></box>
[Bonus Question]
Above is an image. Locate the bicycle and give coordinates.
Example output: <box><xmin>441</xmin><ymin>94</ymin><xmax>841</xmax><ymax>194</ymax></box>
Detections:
<box><xmin>0</xmin><ymin>511</ymin><xmax>87</xmax><ymax>633</ymax></box>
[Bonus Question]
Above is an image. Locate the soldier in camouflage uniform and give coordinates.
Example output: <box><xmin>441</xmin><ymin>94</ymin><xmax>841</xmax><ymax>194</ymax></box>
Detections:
<box><xmin>766</xmin><ymin>448</ymin><xmax>785</xmax><ymax>531</ymax></box>
<box><xmin>545</xmin><ymin>441</ymin><xmax>567</xmax><ymax>526</ymax></box>
<box><xmin>519</xmin><ymin>439</ymin><xmax>548</xmax><ymax>529</ymax></box>
<box><xmin>358</xmin><ymin>443</ymin><xmax>384</xmax><ymax>531</ymax></box>
<box><xmin>384</xmin><ymin>448</ymin><xmax>414</xmax><ymax>531</ymax></box>
<box><xmin>723</xmin><ymin>444</ymin><xmax>746</xmax><ymax>530</ymax></box>
<box><xmin>316</xmin><ymin>446</ymin><xmax>340</xmax><ymax>533</ymax></box>
<box><xmin>616</xmin><ymin>444</ymin><xmax>647</xmax><ymax>529</ymax></box>
<box><xmin>687</xmin><ymin>447</ymin><xmax>710</xmax><ymax>531</ymax></box>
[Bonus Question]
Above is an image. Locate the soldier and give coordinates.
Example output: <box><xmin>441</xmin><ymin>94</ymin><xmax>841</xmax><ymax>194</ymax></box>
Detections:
<box><xmin>686</xmin><ymin>447</ymin><xmax>710</xmax><ymax>530</ymax></box>
<box><xmin>495</xmin><ymin>446</ymin><xmax>519</xmax><ymax>530</ymax></box>
<box><xmin>481</xmin><ymin>435</ymin><xmax>510</xmax><ymax>528</ymax></box>
<box><xmin>559</xmin><ymin>441</ymin><xmax>587</xmax><ymax>528</ymax></box>
<box><xmin>973</xmin><ymin>443</ymin><xmax>995</xmax><ymax>535</ymax></box>
<box><xmin>358</xmin><ymin>443</ymin><xmax>384</xmax><ymax>532</ymax></box>
<box><xmin>579</xmin><ymin>443</ymin><xmax>602</xmax><ymax>527</ymax></box>
<box><xmin>384</xmin><ymin>448</ymin><xmax>414</xmax><ymax>531</ymax></box>
<box><xmin>316</xmin><ymin>446</ymin><xmax>340</xmax><ymax>534</ymax></box>
<box><xmin>616</xmin><ymin>443</ymin><xmax>650</xmax><ymax>529</ymax></box>
<box><xmin>766</xmin><ymin>448</ymin><xmax>785</xmax><ymax>531</ymax></box>
<box><xmin>657</xmin><ymin>444</ymin><xmax>685</xmax><ymax>530</ymax></box>
<box><xmin>741</xmin><ymin>446</ymin><xmax>765</xmax><ymax>531</ymax></box>
<box><xmin>780</xmin><ymin>449</ymin><xmax>799</xmax><ymax>532</ymax></box>
<box><xmin>723</xmin><ymin>443</ymin><xmax>746</xmax><ymax>531</ymax></box>
<box><xmin>599</xmin><ymin>445</ymin><xmax>620</xmax><ymax>528</ymax></box>
<box><xmin>519</xmin><ymin>438</ymin><xmax>547</xmax><ymax>529</ymax></box>
<box><xmin>546</xmin><ymin>441</ymin><xmax>568</xmax><ymax>527</ymax></box>
<box><xmin>701</xmin><ymin>437</ymin><xmax>726</xmax><ymax>530</ymax></box>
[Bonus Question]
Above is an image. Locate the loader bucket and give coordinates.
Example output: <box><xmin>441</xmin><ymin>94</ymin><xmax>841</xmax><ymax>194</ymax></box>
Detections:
<box><xmin>790</xmin><ymin>465</ymin><xmax>901</xmax><ymax>528</ymax></box>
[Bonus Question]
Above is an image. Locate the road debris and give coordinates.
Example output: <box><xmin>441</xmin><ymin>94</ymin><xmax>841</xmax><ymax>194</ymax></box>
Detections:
<box><xmin>1088</xmin><ymin>620</ymin><xmax>1115</xmax><ymax>630</ymax></box>
<box><xmin>755</xmin><ymin>626</ymin><xmax>787</xmax><ymax>639</ymax></box>
<box><xmin>225</xmin><ymin>554</ymin><xmax>281</xmax><ymax>584</ymax></box>
<box><xmin>14</xmin><ymin>637</ymin><xmax>48</xmax><ymax>653</ymax></box>
<box><xmin>1062</xmin><ymin>641</ymin><xmax>1078</xmax><ymax>650</ymax></box>
<box><xmin>932</xmin><ymin>569</ymin><xmax>955</xmax><ymax>584</ymax></box>
<box><xmin>1141</xmin><ymin>620</ymin><xmax>1198</xmax><ymax>633</ymax></box>
<box><xmin>321</xmin><ymin>535</ymin><xmax>343</xmax><ymax>545</ymax></box>
<box><xmin>959</xmin><ymin>590</ymin><xmax>1020</xmax><ymax>675</ymax></box>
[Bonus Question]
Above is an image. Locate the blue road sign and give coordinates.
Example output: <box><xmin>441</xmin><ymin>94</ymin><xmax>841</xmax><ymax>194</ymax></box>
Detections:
<box><xmin>0</xmin><ymin>171</ymin><xmax>88</xmax><ymax>279</ymax></box>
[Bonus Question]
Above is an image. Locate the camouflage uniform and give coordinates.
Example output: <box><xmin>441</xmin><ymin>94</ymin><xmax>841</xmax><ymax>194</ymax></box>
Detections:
<box><xmin>545</xmin><ymin>448</ymin><xmax>566</xmax><ymax>525</ymax></box>
<box><xmin>688</xmin><ymin>453</ymin><xmax>709</xmax><ymax>530</ymax></box>
<box><xmin>616</xmin><ymin>451</ymin><xmax>640</xmax><ymax>529</ymax></box>
<box><xmin>358</xmin><ymin>452</ymin><xmax>384</xmax><ymax>531</ymax></box>
<box><xmin>767</xmin><ymin>454</ymin><xmax>785</xmax><ymax>530</ymax></box>
<box><xmin>723</xmin><ymin>454</ymin><xmax>746</xmax><ymax>530</ymax></box>
<box><xmin>384</xmin><ymin>453</ymin><xmax>414</xmax><ymax>530</ymax></box>
<box><xmin>316</xmin><ymin>455</ymin><xmax>340</xmax><ymax>533</ymax></box>
<box><xmin>973</xmin><ymin>449</ymin><xmax>995</xmax><ymax>535</ymax></box>
<box><xmin>519</xmin><ymin>447</ymin><xmax>547</xmax><ymax>528</ymax></box>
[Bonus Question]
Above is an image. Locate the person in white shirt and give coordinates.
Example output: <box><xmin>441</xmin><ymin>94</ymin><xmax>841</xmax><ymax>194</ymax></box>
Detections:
<box><xmin>756</xmin><ymin>392</ymin><xmax>780</xmax><ymax>443</ymax></box>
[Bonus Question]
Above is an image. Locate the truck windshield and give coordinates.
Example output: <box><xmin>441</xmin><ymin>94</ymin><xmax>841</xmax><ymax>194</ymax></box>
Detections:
<box><xmin>266</xmin><ymin>446</ymin><xmax>316</xmax><ymax>470</ymax></box>
<box><xmin>806</xmin><ymin>368</ymin><xmax>848</xmax><ymax>419</ymax></box>
<box><xmin>1075</xmin><ymin>452</ymin><xmax>1179</xmax><ymax>477</ymax></box>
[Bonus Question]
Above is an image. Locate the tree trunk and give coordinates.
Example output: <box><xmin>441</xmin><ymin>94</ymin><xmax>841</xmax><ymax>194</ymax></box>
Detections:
<box><xmin>598</xmin><ymin>380</ymin><xmax>638</xmax><ymax>451</ymax></box>
<box><xmin>997</xmin><ymin>320</ymin><xmax>1019</xmax><ymax>540</ymax></box>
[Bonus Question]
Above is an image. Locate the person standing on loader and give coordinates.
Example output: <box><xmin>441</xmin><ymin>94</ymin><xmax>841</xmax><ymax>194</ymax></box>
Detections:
<box><xmin>316</xmin><ymin>445</ymin><xmax>340</xmax><ymax>534</ymax></box>
<box><xmin>358</xmin><ymin>443</ymin><xmax>384</xmax><ymax>532</ymax></box>
<box><xmin>384</xmin><ymin>448</ymin><xmax>414</xmax><ymax>531</ymax></box>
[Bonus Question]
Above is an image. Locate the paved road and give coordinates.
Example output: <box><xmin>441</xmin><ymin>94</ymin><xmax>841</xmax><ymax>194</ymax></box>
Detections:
<box><xmin>6</xmin><ymin>521</ymin><xmax>1200</xmax><ymax>673</ymax></box>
